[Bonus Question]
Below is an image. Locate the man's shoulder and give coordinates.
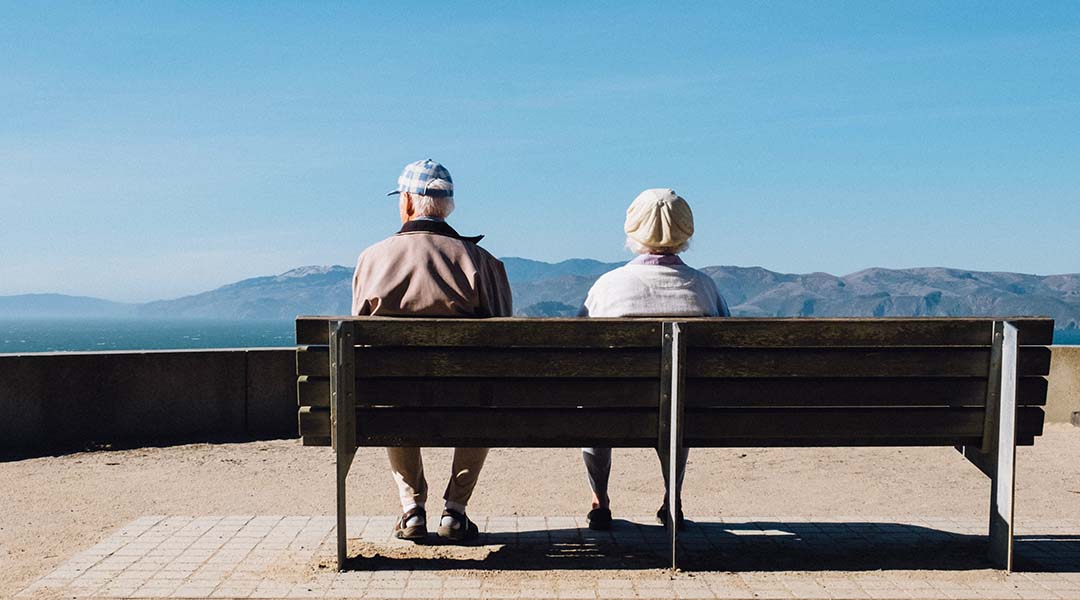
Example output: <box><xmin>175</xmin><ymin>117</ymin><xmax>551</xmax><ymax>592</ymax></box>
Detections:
<box><xmin>357</xmin><ymin>232</ymin><xmax>505</xmax><ymax>269</ymax></box>
<box><xmin>469</xmin><ymin>243</ymin><xmax>504</xmax><ymax>267</ymax></box>
<box><xmin>359</xmin><ymin>231</ymin><xmax>450</xmax><ymax>255</ymax></box>
<box><xmin>356</xmin><ymin>235</ymin><xmax>402</xmax><ymax>264</ymax></box>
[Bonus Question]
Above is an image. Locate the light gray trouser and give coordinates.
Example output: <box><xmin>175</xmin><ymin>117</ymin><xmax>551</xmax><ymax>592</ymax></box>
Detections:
<box><xmin>582</xmin><ymin>447</ymin><xmax>689</xmax><ymax>506</ymax></box>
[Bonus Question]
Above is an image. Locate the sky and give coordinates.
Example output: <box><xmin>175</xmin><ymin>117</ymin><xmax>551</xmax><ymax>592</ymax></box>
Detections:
<box><xmin>2</xmin><ymin>2</ymin><xmax>1079</xmax><ymax>302</ymax></box>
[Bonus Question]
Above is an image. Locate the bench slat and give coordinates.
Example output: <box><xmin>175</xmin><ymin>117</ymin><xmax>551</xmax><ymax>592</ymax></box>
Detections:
<box><xmin>297</xmin><ymin>376</ymin><xmax>1048</xmax><ymax>408</ymax></box>
<box><xmin>681</xmin><ymin>318</ymin><xmax>1054</xmax><ymax>348</ymax></box>
<box><xmin>685</xmin><ymin>377</ymin><xmax>1049</xmax><ymax>408</ymax></box>
<box><xmin>298</xmin><ymin>346</ymin><xmax>662</xmax><ymax>378</ymax></box>
<box><xmin>298</xmin><ymin>406</ymin><xmax>329</xmax><ymax>440</ymax></box>
<box><xmin>683</xmin><ymin>406</ymin><xmax>1045</xmax><ymax>447</ymax></box>
<box><xmin>359</xmin><ymin>408</ymin><xmax>658</xmax><ymax>447</ymax></box>
<box><xmin>296</xmin><ymin>346</ymin><xmax>1050</xmax><ymax>379</ymax></box>
<box><xmin>687</xmin><ymin>347</ymin><xmax>1050</xmax><ymax>378</ymax></box>
<box><xmin>298</xmin><ymin>318</ymin><xmax>663</xmax><ymax>347</ymax></box>
<box><xmin>298</xmin><ymin>406</ymin><xmax>1044</xmax><ymax>448</ymax></box>
<box><xmin>296</xmin><ymin>316</ymin><xmax>1055</xmax><ymax>347</ymax></box>
<box><xmin>357</xmin><ymin>378</ymin><xmax>656</xmax><ymax>408</ymax></box>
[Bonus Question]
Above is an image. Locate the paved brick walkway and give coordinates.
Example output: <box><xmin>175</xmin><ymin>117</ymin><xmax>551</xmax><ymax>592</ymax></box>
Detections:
<box><xmin>17</xmin><ymin>516</ymin><xmax>1080</xmax><ymax>599</ymax></box>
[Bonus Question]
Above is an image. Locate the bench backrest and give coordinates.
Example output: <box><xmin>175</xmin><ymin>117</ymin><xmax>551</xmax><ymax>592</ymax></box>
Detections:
<box><xmin>295</xmin><ymin>317</ymin><xmax>1053</xmax><ymax>449</ymax></box>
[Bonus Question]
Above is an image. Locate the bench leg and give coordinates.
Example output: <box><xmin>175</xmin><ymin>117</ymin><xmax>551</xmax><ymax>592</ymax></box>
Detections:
<box><xmin>659</xmin><ymin>322</ymin><xmax>686</xmax><ymax>571</ymax></box>
<box><xmin>988</xmin><ymin>322</ymin><xmax>1019</xmax><ymax>571</ymax></box>
<box><xmin>336</xmin><ymin>448</ymin><xmax>356</xmax><ymax>570</ymax></box>
<box><xmin>959</xmin><ymin>321</ymin><xmax>1018</xmax><ymax>571</ymax></box>
<box><xmin>330</xmin><ymin>320</ymin><xmax>358</xmax><ymax>571</ymax></box>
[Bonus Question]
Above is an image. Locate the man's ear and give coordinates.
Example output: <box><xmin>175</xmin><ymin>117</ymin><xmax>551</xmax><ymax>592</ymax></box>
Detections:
<box><xmin>399</xmin><ymin>192</ymin><xmax>415</xmax><ymax>223</ymax></box>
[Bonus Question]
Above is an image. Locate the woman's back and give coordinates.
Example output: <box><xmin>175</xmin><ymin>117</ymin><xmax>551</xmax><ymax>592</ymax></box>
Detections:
<box><xmin>581</xmin><ymin>254</ymin><xmax>730</xmax><ymax>318</ymax></box>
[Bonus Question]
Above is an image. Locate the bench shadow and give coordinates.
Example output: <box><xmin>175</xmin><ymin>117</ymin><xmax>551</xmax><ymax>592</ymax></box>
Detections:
<box><xmin>1014</xmin><ymin>535</ymin><xmax>1080</xmax><ymax>573</ymax></box>
<box><xmin>339</xmin><ymin>521</ymin><xmax>1080</xmax><ymax>573</ymax></box>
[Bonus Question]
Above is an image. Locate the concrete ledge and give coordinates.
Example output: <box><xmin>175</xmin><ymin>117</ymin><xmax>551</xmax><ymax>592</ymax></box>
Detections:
<box><xmin>1047</xmin><ymin>345</ymin><xmax>1080</xmax><ymax>424</ymax></box>
<box><xmin>0</xmin><ymin>348</ymin><xmax>296</xmax><ymax>451</ymax></box>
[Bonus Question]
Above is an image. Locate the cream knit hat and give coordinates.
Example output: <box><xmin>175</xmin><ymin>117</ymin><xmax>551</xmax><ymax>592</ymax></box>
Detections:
<box><xmin>624</xmin><ymin>188</ymin><xmax>694</xmax><ymax>249</ymax></box>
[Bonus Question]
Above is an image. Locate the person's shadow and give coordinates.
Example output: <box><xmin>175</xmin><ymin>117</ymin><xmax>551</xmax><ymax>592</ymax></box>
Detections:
<box><xmin>339</xmin><ymin>519</ymin><xmax>1080</xmax><ymax>573</ymax></box>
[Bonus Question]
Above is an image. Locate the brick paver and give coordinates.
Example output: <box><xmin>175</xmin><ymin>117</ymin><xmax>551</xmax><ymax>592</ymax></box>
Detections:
<box><xmin>16</xmin><ymin>516</ymin><xmax>1080</xmax><ymax>599</ymax></box>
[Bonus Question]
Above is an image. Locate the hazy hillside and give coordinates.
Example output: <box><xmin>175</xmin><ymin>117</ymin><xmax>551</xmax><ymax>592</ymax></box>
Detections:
<box><xmin>707</xmin><ymin>266</ymin><xmax>1080</xmax><ymax>330</ymax></box>
<box><xmin>0</xmin><ymin>294</ymin><xmax>135</xmax><ymax>318</ymax></box>
<box><xmin>500</xmin><ymin>257</ymin><xmax>622</xmax><ymax>284</ymax></box>
<box><xmin>138</xmin><ymin>266</ymin><xmax>352</xmax><ymax>319</ymax></box>
<box><xmin>503</xmin><ymin>258</ymin><xmax>622</xmax><ymax>316</ymax></box>
<box><xmin>2</xmin><ymin>259</ymin><xmax>1079</xmax><ymax>329</ymax></box>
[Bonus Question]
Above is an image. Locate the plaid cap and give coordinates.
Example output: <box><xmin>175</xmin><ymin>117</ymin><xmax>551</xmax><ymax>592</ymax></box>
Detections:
<box><xmin>387</xmin><ymin>159</ymin><xmax>454</xmax><ymax>198</ymax></box>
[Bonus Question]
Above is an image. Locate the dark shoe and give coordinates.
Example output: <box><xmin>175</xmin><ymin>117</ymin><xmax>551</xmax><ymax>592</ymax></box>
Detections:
<box><xmin>437</xmin><ymin>509</ymin><xmax>479</xmax><ymax>542</ymax></box>
<box><xmin>587</xmin><ymin>508</ymin><xmax>612</xmax><ymax>531</ymax></box>
<box><xmin>393</xmin><ymin>507</ymin><xmax>427</xmax><ymax>541</ymax></box>
<box><xmin>656</xmin><ymin>505</ymin><xmax>686</xmax><ymax>530</ymax></box>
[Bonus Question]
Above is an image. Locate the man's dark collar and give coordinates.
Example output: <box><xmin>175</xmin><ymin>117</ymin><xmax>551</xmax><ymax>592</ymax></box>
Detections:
<box><xmin>397</xmin><ymin>219</ymin><xmax>484</xmax><ymax>244</ymax></box>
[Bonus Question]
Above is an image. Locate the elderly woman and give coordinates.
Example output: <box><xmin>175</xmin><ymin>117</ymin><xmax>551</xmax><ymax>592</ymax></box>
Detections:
<box><xmin>579</xmin><ymin>188</ymin><xmax>730</xmax><ymax>531</ymax></box>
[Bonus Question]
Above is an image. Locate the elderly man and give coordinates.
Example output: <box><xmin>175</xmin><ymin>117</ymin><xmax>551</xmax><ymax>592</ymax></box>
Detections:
<box><xmin>352</xmin><ymin>159</ymin><xmax>512</xmax><ymax>542</ymax></box>
<box><xmin>579</xmin><ymin>188</ymin><xmax>730</xmax><ymax>531</ymax></box>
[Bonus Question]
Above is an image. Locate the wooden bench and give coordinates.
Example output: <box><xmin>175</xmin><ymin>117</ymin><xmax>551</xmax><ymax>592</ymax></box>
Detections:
<box><xmin>296</xmin><ymin>316</ymin><xmax>1054</xmax><ymax>572</ymax></box>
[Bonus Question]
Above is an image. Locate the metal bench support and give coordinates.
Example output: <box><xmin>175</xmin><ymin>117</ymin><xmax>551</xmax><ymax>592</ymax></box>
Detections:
<box><xmin>658</xmin><ymin>322</ymin><xmax>686</xmax><ymax>571</ymax></box>
<box><xmin>330</xmin><ymin>320</ymin><xmax>357</xmax><ymax>571</ymax></box>
<box><xmin>960</xmin><ymin>320</ymin><xmax>1019</xmax><ymax>570</ymax></box>
<box><xmin>987</xmin><ymin>321</ymin><xmax>1019</xmax><ymax>571</ymax></box>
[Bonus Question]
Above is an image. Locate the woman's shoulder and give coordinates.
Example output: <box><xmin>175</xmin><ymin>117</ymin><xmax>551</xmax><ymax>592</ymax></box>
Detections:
<box><xmin>588</xmin><ymin>263</ymin><xmax>637</xmax><ymax>291</ymax></box>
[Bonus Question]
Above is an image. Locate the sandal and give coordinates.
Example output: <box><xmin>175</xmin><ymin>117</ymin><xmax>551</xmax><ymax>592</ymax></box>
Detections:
<box><xmin>587</xmin><ymin>507</ymin><xmax>613</xmax><ymax>531</ymax></box>
<box><xmin>656</xmin><ymin>505</ymin><xmax>686</xmax><ymax>530</ymax></box>
<box><xmin>437</xmin><ymin>509</ymin><xmax>479</xmax><ymax>542</ymax></box>
<box><xmin>393</xmin><ymin>507</ymin><xmax>427</xmax><ymax>541</ymax></box>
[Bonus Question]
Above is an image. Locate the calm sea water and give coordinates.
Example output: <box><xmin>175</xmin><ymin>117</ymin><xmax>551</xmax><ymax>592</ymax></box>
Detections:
<box><xmin>1055</xmin><ymin>328</ymin><xmax>1080</xmax><ymax>345</ymax></box>
<box><xmin>0</xmin><ymin>319</ymin><xmax>296</xmax><ymax>353</ymax></box>
<box><xmin>1</xmin><ymin>318</ymin><xmax>1077</xmax><ymax>354</ymax></box>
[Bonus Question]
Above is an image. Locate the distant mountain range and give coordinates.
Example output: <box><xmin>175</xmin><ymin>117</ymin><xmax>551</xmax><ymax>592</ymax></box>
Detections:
<box><xmin>1</xmin><ymin>258</ymin><xmax>1078</xmax><ymax>330</ymax></box>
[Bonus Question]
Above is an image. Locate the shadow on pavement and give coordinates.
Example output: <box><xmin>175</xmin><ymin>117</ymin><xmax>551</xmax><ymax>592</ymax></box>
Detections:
<box><xmin>339</xmin><ymin>521</ymin><xmax>1080</xmax><ymax>573</ymax></box>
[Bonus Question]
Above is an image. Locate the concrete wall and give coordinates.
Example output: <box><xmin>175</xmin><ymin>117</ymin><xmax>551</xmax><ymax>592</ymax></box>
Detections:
<box><xmin>1048</xmin><ymin>345</ymin><xmax>1080</xmax><ymax>424</ymax></box>
<box><xmin>0</xmin><ymin>348</ymin><xmax>296</xmax><ymax>451</ymax></box>
<box><xmin>2</xmin><ymin>345</ymin><xmax>1077</xmax><ymax>453</ymax></box>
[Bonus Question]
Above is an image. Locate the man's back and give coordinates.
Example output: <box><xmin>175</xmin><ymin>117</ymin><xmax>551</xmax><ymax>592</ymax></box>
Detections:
<box><xmin>352</xmin><ymin>221</ymin><xmax>512</xmax><ymax>318</ymax></box>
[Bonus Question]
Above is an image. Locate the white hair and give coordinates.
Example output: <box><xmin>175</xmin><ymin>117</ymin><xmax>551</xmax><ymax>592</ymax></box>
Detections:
<box><xmin>410</xmin><ymin>179</ymin><xmax>453</xmax><ymax>218</ymax></box>
<box><xmin>401</xmin><ymin>178</ymin><xmax>452</xmax><ymax>218</ymax></box>
<box><xmin>625</xmin><ymin>236</ymin><xmax>690</xmax><ymax>255</ymax></box>
<box><xmin>409</xmin><ymin>194</ymin><xmax>455</xmax><ymax>218</ymax></box>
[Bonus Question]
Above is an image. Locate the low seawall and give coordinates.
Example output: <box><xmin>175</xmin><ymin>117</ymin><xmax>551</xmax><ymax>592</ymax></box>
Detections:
<box><xmin>0</xmin><ymin>348</ymin><xmax>295</xmax><ymax>451</ymax></box>
<box><xmin>1047</xmin><ymin>345</ymin><xmax>1080</xmax><ymax>423</ymax></box>
<box><xmin>2</xmin><ymin>346</ymin><xmax>1078</xmax><ymax>453</ymax></box>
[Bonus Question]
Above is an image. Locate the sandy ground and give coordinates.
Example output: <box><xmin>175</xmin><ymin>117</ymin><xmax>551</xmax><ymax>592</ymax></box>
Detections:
<box><xmin>2</xmin><ymin>425</ymin><xmax>1079</xmax><ymax>598</ymax></box>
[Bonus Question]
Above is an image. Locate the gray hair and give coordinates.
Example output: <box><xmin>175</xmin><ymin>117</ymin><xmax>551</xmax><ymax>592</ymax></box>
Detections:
<box><xmin>406</xmin><ymin>177</ymin><xmax>455</xmax><ymax>218</ymax></box>
<box><xmin>625</xmin><ymin>236</ymin><xmax>690</xmax><ymax>255</ymax></box>
<box><xmin>410</xmin><ymin>194</ymin><xmax>455</xmax><ymax>219</ymax></box>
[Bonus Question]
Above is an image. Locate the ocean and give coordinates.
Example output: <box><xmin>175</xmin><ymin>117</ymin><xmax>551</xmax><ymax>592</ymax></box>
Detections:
<box><xmin>1</xmin><ymin>318</ymin><xmax>1077</xmax><ymax>354</ymax></box>
<box><xmin>0</xmin><ymin>319</ymin><xmax>296</xmax><ymax>353</ymax></box>
<box><xmin>1054</xmin><ymin>328</ymin><xmax>1080</xmax><ymax>345</ymax></box>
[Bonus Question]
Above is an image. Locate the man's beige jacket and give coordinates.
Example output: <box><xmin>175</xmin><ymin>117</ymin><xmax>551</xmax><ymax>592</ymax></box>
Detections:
<box><xmin>351</xmin><ymin>220</ymin><xmax>513</xmax><ymax>318</ymax></box>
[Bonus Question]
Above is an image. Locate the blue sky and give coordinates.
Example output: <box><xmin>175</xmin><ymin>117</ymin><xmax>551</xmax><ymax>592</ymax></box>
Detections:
<box><xmin>2</xmin><ymin>2</ymin><xmax>1079</xmax><ymax>301</ymax></box>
